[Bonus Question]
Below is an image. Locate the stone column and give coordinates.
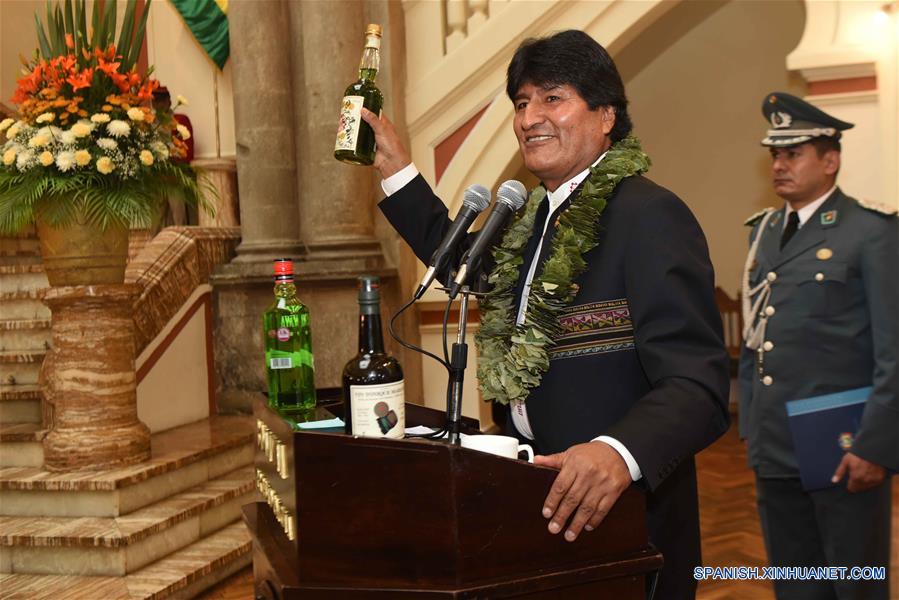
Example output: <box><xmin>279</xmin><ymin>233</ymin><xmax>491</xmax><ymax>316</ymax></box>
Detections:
<box><xmin>41</xmin><ymin>285</ymin><xmax>150</xmax><ymax>471</ymax></box>
<box><xmin>228</xmin><ymin>0</ymin><xmax>303</xmax><ymax>261</ymax></box>
<box><xmin>288</xmin><ymin>0</ymin><xmax>383</xmax><ymax>264</ymax></box>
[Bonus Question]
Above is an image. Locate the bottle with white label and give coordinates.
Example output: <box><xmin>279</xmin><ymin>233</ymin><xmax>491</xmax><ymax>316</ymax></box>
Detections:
<box><xmin>334</xmin><ymin>23</ymin><xmax>383</xmax><ymax>166</ymax></box>
<box><xmin>342</xmin><ymin>275</ymin><xmax>404</xmax><ymax>438</ymax></box>
<box><xmin>262</xmin><ymin>259</ymin><xmax>316</xmax><ymax>410</ymax></box>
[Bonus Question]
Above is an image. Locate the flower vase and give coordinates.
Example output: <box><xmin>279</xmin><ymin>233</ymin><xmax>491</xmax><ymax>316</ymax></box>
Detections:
<box><xmin>35</xmin><ymin>216</ymin><xmax>129</xmax><ymax>286</ymax></box>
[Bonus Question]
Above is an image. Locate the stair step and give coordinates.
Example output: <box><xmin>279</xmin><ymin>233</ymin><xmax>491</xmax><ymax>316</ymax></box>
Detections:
<box><xmin>0</xmin><ymin>319</ymin><xmax>51</xmax><ymax>332</ymax></box>
<box><xmin>0</xmin><ymin>297</ymin><xmax>50</xmax><ymax>321</ymax></box>
<box><xmin>0</xmin><ymin>236</ymin><xmax>40</xmax><ymax>258</ymax></box>
<box><xmin>0</xmin><ymin>289</ymin><xmax>45</xmax><ymax>301</ymax></box>
<box><xmin>0</xmin><ymin>319</ymin><xmax>52</xmax><ymax>356</ymax></box>
<box><xmin>0</xmin><ymin>422</ymin><xmax>44</xmax><ymax>467</ymax></box>
<box><xmin>0</xmin><ymin>415</ymin><xmax>254</xmax><ymax>517</ymax></box>
<box><xmin>0</xmin><ymin>274</ymin><xmax>49</xmax><ymax>298</ymax></box>
<box><xmin>0</xmin><ymin>384</ymin><xmax>42</xmax><ymax>425</ymax></box>
<box><xmin>0</xmin><ymin>350</ymin><xmax>46</xmax><ymax>365</ymax></box>
<box><xmin>0</xmin><ymin>264</ymin><xmax>43</xmax><ymax>275</ymax></box>
<box><xmin>0</xmin><ymin>467</ymin><xmax>253</xmax><ymax>579</ymax></box>
<box><xmin>0</xmin><ymin>384</ymin><xmax>42</xmax><ymax>402</ymax></box>
<box><xmin>0</xmin><ymin>423</ymin><xmax>46</xmax><ymax>443</ymax></box>
<box><xmin>0</xmin><ymin>521</ymin><xmax>251</xmax><ymax>598</ymax></box>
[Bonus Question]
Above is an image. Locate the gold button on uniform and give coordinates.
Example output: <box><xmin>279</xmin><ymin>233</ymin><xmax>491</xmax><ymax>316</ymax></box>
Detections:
<box><xmin>765</xmin><ymin>306</ymin><xmax>776</xmax><ymax>316</ymax></box>
<box><xmin>762</xmin><ymin>375</ymin><xmax>774</xmax><ymax>386</ymax></box>
<box><xmin>815</xmin><ymin>272</ymin><xmax>824</xmax><ymax>282</ymax></box>
<box><xmin>816</xmin><ymin>248</ymin><xmax>833</xmax><ymax>260</ymax></box>
<box><xmin>763</xmin><ymin>341</ymin><xmax>774</xmax><ymax>351</ymax></box>
<box><xmin>767</xmin><ymin>272</ymin><xmax>777</xmax><ymax>282</ymax></box>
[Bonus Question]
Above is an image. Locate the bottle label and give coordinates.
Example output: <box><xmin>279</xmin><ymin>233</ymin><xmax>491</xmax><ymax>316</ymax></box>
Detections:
<box><xmin>335</xmin><ymin>95</ymin><xmax>364</xmax><ymax>152</ymax></box>
<box><xmin>350</xmin><ymin>380</ymin><xmax>404</xmax><ymax>439</ymax></box>
<box><xmin>267</xmin><ymin>349</ymin><xmax>315</xmax><ymax>370</ymax></box>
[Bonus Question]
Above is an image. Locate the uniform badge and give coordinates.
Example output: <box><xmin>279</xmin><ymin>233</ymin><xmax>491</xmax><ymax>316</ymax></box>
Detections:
<box><xmin>770</xmin><ymin>111</ymin><xmax>792</xmax><ymax>129</ymax></box>
<box><xmin>816</xmin><ymin>248</ymin><xmax>833</xmax><ymax>260</ymax></box>
<box><xmin>769</xmin><ymin>212</ymin><xmax>782</xmax><ymax>228</ymax></box>
<box><xmin>820</xmin><ymin>210</ymin><xmax>838</xmax><ymax>226</ymax></box>
<box><xmin>838</xmin><ymin>432</ymin><xmax>853</xmax><ymax>451</ymax></box>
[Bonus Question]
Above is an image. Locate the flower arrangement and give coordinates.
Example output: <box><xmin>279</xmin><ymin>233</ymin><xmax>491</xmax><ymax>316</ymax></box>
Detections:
<box><xmin>0</xmin><ymin>0</ymin><xmax>211</xmax><ymax>234</ymax></box>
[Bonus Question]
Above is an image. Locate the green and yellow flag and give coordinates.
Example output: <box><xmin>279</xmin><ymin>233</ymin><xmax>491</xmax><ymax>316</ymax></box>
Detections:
<box><xmin>169</xmin><ymin>0</ymin><xmax>229</xmax><ymax>69</ymax></box>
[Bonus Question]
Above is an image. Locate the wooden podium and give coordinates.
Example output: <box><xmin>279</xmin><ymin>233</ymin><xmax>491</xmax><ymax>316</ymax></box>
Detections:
<box><xmin>247</xmin><ymin>398</ymin><xmax>662</xmax><ymax>599</ymax></box>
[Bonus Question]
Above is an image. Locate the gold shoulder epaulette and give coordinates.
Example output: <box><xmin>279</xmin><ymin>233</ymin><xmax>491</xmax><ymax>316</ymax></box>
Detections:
<box><xmin>744</xmin><ymin>207</ymin><xmax>774</xmax><ymax>226</ymax></box>
<box><xmin>855</xmin><ymin>197</ymin><xmax>898</xmax><ymax>216</ymax></box>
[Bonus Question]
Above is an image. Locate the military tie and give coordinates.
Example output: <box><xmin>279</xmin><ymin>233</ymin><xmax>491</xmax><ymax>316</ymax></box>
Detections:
<box><xmin>780</xmin><ymin>211</ymin><xmax>799</xmax><ymax>250</ymax></box>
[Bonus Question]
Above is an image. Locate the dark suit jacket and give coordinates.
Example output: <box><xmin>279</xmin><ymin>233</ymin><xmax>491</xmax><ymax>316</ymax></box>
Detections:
<box><xmin>380</xmin><ymin>173</ymin><xmax>731</xmax><ymax>599</ymax></box>
<box><xmin>739</xmin><ymin>188</ymin><xmax>899</xmax><ymax>476</ymax></box>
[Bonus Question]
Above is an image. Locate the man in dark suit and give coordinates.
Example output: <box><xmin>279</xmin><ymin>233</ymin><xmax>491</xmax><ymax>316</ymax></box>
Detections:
<box><xmin>362</xmin><ymin>30</ymin><xmax>730</xmax><ymax>599</ymax></box>
<box><xmin>740</xmin><ymin>92</ymin><xmax>897</xmax><ymax>600</ymax></box>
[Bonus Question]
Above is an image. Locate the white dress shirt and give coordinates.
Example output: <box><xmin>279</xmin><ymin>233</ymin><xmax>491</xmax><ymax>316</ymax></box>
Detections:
<box><xmin>784</xmin><ymin>184</ymin><xmax>835</xmax><ymax>230</ymax></box>
<box><xmin>382</xmin><ymin>160</ymin><xmax>643</xmax><ymax>481</ymax></box>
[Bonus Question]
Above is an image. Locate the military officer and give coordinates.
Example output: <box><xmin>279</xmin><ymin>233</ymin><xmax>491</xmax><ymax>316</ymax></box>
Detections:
<box><xmin>739</xmin><ymin>91</ymin><xmax>897</xmax><ymax>600</ymax></box>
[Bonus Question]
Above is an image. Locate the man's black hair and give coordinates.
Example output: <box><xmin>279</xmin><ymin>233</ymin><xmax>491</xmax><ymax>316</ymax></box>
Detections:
<box><xmin>809</xmin><ymin>136</ymin><xmax>841</xmax><ymax>156</ymax></box>
<box><xmin>506</xmin><ymin>30</ymin><xmax>633</xmax><ymax>142</ymax></box>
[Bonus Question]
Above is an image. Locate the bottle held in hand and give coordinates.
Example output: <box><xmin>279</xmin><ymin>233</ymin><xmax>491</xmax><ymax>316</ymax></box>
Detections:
<box><xmin>334</xmin><ymin>24</ymin><xmax>384</xmax><ymax>166</ymax></box>
<box><xmin>342</xmin><ymin>275</ymin><xmax>404</xmax><ymax>438</ymax></box>
<box><xmin>263</xmin><ymin>259</ymin><xmax>316</xmax><ymax>409</ymax></box>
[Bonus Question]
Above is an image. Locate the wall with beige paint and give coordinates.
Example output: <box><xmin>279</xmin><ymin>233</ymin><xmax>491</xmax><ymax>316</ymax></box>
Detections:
<box><xmin>619</xmin><ymin>0</ymin><xmax>807</xmax><ymax>297</ymax></box>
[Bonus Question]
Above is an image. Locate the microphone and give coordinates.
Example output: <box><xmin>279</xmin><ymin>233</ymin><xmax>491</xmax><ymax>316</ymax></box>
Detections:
<box><xmin>449</xmin><ymin>180</ymin><xmax>527</xmax><ymax>299</ymax></box>
<box><xmin>414</xmin><ymin>184</ymin><xmax>491</xmax><ymax>300</ymax></box>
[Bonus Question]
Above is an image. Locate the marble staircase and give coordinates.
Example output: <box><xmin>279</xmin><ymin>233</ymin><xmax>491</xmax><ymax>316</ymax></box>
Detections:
<box><xmin>0</xmin><ymin>416</ymin><xmax>254</xmax><ymax>598</ymax></box>
<box><xmin>0</xmin><ymin>230</ymin><xmax>255</xmax><ymax>598</ymax></box>
<box><xmin>0</xmin><ymin>230</ymin><xmax>49</xmax><ymax>470</ymax></box>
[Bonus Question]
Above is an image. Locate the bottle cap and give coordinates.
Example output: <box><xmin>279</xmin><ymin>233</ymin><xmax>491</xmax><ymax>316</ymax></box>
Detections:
<box><xmin>365</xmin><ymin>24</ymin><xmax>381</xmax><ymax>37</ymax></box>
<box><xmin>357</xmin><ymin>275</ymin><xmax>380</xmax><ymax>304</ymax></box>
<box><xmin>273</xmin><ymin>258</ymin><xmax>294</xmax><ymax>279</ymax></box>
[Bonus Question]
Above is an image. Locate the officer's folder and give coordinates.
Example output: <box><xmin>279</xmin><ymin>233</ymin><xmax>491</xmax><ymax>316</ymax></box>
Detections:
<box><xmin>785</xmin><ymin>387</ymin><xmax>871</xmax><ymax>491</ymax></box>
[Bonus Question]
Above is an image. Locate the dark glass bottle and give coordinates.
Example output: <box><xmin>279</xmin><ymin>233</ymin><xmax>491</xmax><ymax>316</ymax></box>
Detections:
<box><xmin>262</xmin><ymin>259</ymin><xmax>316</xmax><ymax>409</ymax></box>
<box><xmin>334</xmin><ymin>23</ymin><xmax>384</xmax><ymax>166</ymax></box>
<box><xmin>342</xmin><ymin>275</ymin><xmax>404</xmax><ymax>438</ymax></box>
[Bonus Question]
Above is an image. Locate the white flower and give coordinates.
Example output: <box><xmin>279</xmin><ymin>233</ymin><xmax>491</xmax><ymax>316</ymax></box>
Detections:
<box><xmin>74</xmin><ymin>149</ymin><xmax>91</xmax><ymax>166</ymax></box>
<box><xmin>71</xmin><ymin>122</ymin><xmax>92</xmax><ymax>138</ymax></box>
<box><xmin>97</xmin><ymin>138</ymin><xmax>118</xmax><ymax>151</ymax></box>
<box><xmin>39</xmin><ymin>151</ymin><xmax>54</xmax><ymax>166</ymax></box>
<box><xmin>139</xmin><ymin>150</ymin><xmax>154</xmax><ymax>166</ymax></box>
<box><xmin>175</xmin><ymin>124</ymin><xmax>191</xmax><ymax>140</ymax></box>
<box><xmin>28</xmin><ymin>133</ymin><xmax>51</xmax><ymax>148</ymax></box>
<box><xmin>127</xmin><ymin>107</ymin><xmax>145</xmax><ymax>122</ymax></box>
<box><xmin>150</xmin><ymin>141</ymin><xmax>169</xmax><ymax>160</ymax></box>
<box><xmin>107</xmin><ymin>120</ymin><xmax>130</xmax><ymax>138</ymax></box>
<box><xmin>90</xmin><ymin>113</ymin><xmax>111</xmax><ymax>124</ymax></box>
<box><xmin>0</xmin><ymin>118</ymin><xmax>14</xmax><ymax>131</ymax></box>
<box><xmin>96</xmin><ymin>156</ymin><xmax>114</xmax><ymax>174</ymax></box>
<box><xmin>2</xmin><ymin>148</ymin><xmax>15</xmax><ymax>165</ymax></box>
<box><xmin>55</xmin><ymin>151</ymin><xmax>75</xmax><ymax>172</ymax></box>
<box><xmin>16</xmin><ymin>150</ymin><xmax>33</xmax><ymax>169</ymax></box>
<box><xmin>36</xmin><ymin>112</ymin><xmax>55</xmax><ymax>123</ymax></box>
<box><xmin>60</xmin><ymin>131</ymin><xmax>76</xmax><ymax>145</ymax></box>
<box><xmin>6</xmin><ymin>123</ymin><xmax>21</xmax><ymax>139</ymax></box>
<box><xmin>176</xmin><ymin>94</ymin><xmax>189</xmax><ymax>106</ymax></box>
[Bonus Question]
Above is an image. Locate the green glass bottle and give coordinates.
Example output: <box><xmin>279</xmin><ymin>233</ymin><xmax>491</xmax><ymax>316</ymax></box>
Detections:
<box><xmin>334</xmin><ymin>23</ymin><xmax>384</xmax><ymax>166</ymax></box>
<box><xmin>262</xmin><ymin>259</ymin><xmax>316</xmax><ymax>409</ymax></box>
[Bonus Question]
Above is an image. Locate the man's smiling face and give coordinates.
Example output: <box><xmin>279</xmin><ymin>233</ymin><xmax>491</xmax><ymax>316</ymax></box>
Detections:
<box><xmin>512</xmin><ymin>82</ymin><xmax>614</xmax><ymax>192</ymax></box>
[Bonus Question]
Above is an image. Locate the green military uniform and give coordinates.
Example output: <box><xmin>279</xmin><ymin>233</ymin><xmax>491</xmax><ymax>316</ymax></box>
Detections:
<box><xmin>739</xmin><ymin>92</ymin><xmax>897</xmax><ymax>600</ymax></box>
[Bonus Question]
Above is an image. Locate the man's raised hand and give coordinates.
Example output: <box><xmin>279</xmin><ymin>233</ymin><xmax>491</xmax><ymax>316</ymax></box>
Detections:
<box><xmin>360</xmin><ymin>108</ymin><xmax>411</xmax><ymax>179</ymax></box>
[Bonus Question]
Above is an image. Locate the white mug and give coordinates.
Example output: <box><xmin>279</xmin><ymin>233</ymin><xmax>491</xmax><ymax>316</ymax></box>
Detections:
<box><xmin>461</xmin><ymin>434</ymin><xmax>534</xmax><ymax>462</ymax></box>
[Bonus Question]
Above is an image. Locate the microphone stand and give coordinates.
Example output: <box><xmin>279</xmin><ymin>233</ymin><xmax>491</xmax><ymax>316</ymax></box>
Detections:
<box><xmin>444</xmin><ymin>286</ymin><xmax>483</xmax><ymax>445</ymax></box>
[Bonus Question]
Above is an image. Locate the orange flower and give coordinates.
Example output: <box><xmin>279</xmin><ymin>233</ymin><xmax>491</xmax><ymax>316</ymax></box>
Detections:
<box><xmin>137</xmin><ymin>79</ymin><xmax>159</xmax><ymax>102</ymax></box>
<box><xmin>102</xmin><ymin>104</ymin><xmax>113</xmax><ymax>112</ymax></box>
<box><xmin>66</xmin><ymin>68</ymin><xmax>93</xmax><ymax>92</ymax></box>
<box><xmin>65</xmin><ymin>34</ymin><xmax>74</xmax><ymax>49</ymax></box>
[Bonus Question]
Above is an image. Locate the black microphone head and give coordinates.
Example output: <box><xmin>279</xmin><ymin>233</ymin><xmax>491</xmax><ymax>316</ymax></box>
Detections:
<box><xmin>496</xmin><ymin>180</ymin><xmax>527</xmax><ymax>210</ymax></box>
<box><xmin>462</xmin><ymin>184</ymin><xmax>491</xmax><ymax>212</ymax></box>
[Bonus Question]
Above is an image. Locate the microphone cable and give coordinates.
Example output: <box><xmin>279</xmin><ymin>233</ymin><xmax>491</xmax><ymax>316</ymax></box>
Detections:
<box><xmin>388</xmin><ymin>296</ymin><xmax>450</xmax><ymax>439</ymax></box>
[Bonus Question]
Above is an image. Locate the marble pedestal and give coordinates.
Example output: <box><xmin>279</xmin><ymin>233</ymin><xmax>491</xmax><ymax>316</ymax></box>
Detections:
<box><xmin>41</xmin><ymin>284</ymin><xmax>150</xmax><ymax>471</ymax></box>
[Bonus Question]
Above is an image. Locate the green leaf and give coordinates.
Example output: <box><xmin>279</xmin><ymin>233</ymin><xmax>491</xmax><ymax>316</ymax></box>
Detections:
<box><xmin>117</xmin><ymin>0</ymin><xmax>137</xmax><ymax>70</ymax></box>
<box><xmin>127</xmin><ymin>0</ymin><xmax>151</xmax><ymax>70</ymax></box>
<box><xmin>64</xmin><ymin>0</ymin><xmax>75</xmax><ymax>43</ymax></box>
<box><xmin>34</xmin><ymin>12</ymin><xmax>53</xmax><ymax>58</ymax></box>
<box><xmin>53</xmin><ymin>5</ymin><xmax>66</xmax><ymax>55</ymax></box>
<box><xmin>103</xmin><ymin>0</ymin><xmax>117</xmax><ymax>50</ymax></box>
<box><xmin>90</xmin><ymin>0</ymin><xmax>101</xmax><ymax>48</ymax></box>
